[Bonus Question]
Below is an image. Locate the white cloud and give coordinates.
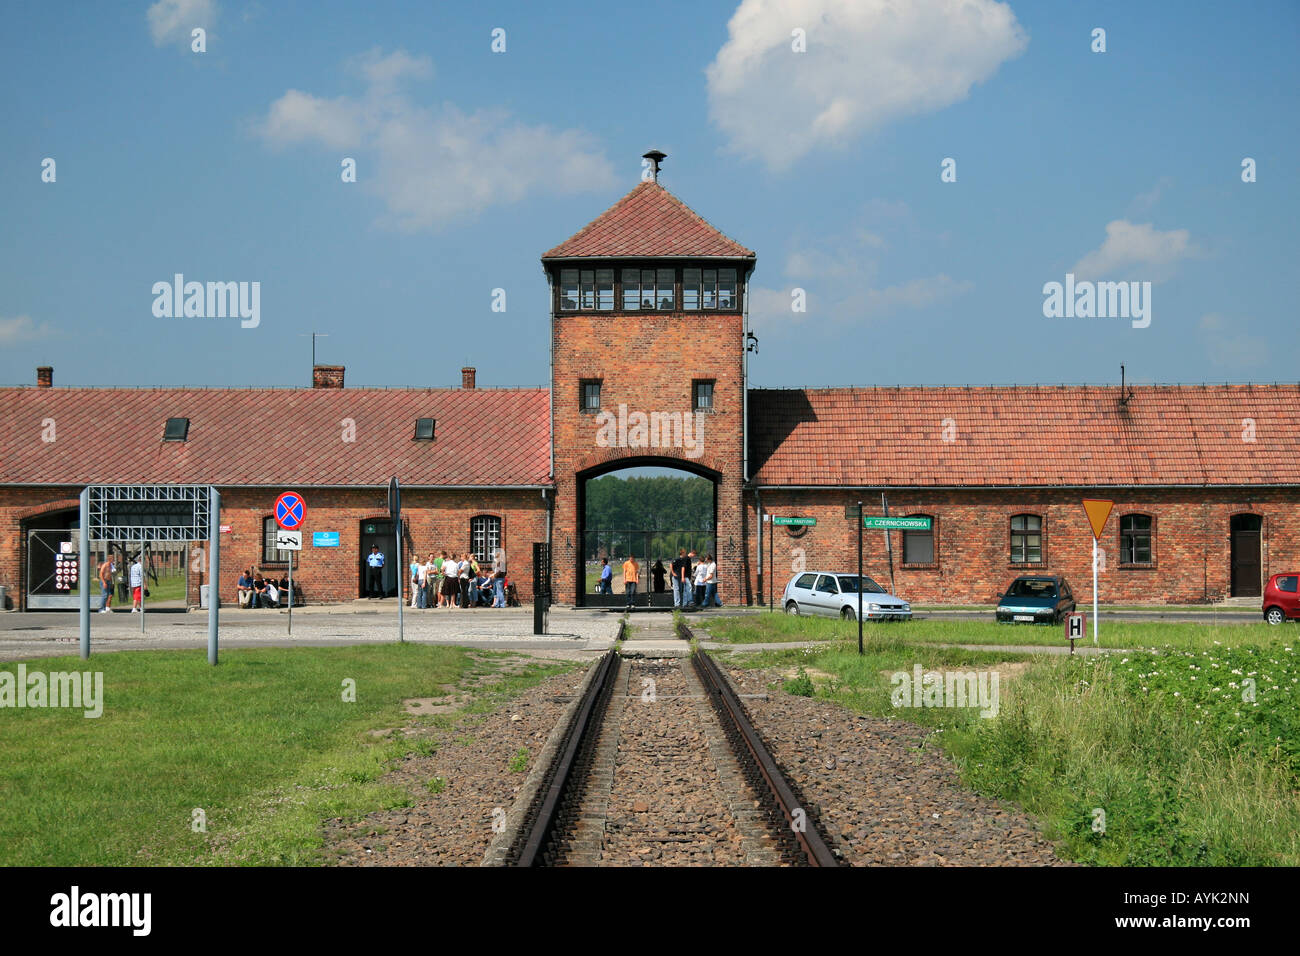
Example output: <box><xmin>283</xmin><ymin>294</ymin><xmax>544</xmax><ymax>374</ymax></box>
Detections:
<box><xmin>148</xmin><ymin>0</ymin><xmax>216</xmax><ymax>47</ymax></box>
<box><xmin>0</xmin><ymin>315</ymin><xmax>53</xmax><ymax>345</ymax></box>
<box><xmin>1198</xmin><ymin>314</ymin><xmax>1266</xmax><ymax>371</ymax></box>
<box><xmin>1072</xmin><ymin>220</ymin><xmax>1195</xmax><ymax>281</ymax></box>
<box><xmin>706</xmin><ymin>0</ymin><xmax>1028</xmax><ymax>170</ymax></box>
<box><xmin>751</xmin><ymin>274</ymin><xmax>971</xmax><ymax>333</ymax></box>
<box><xmin>257</xmin><ymin>49</ymin><xmax>617</xmax><ymax>230</ymax></box>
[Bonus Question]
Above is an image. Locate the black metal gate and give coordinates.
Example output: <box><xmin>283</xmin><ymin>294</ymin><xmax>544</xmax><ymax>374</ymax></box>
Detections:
<box><xmin>580</xmin><ymin>529</ymin><xmax>715</xmax><ymax>607</ymax></box>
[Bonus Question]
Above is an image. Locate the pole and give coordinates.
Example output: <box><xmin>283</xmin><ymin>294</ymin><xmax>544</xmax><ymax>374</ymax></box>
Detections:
<box><xmin>288</xmin><ymin>551</ymin><xmax>293</xmax><ymax>636</ymax></box>
<box><xmin>394</xmin><ymin>482</ymin><xmax>404</xmax><ymax>644</ymax></box>
<box><xmin>882</xmin><ymin>492</ymin><xmax>896</xmax><ymax>597</ymax></box>
<box><xmin>208</xmin><ymin>487</ymin><xmax>220</xmax><ymax>665</ymax></box>
<box><xmin>1092</xmin><ymin>536</ymin><xmax>1099</xmax><ymax>646</ymax></box>
<box><xmin>79</xmin><ymin>487</ymin><xmax>90</xmax><ymax>659</ymax></box>
<box><xmin>768</xmin><ymin>514</ymin><xmax>774</xmax><ymax>612</ymax></box>
<box><xmin>857</xmin><ymin>500</ymin><xmax>864</xmax><ymax>655</ymax></box>
<box><xmin>140</xmin><ymin>540</ymin><xmax>146</xmax><ymax>634</ymax></box>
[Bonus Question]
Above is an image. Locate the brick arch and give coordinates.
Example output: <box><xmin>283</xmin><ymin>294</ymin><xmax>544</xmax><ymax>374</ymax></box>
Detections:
<box><xmin>574</xmin><ymin>451</ymin><xmax>723</xmax><ymax>483</ymax></box>
<box><xmin>15</xmin><ymin>498</ymin><xmax>82</xmax><ymax>523</ymax></box>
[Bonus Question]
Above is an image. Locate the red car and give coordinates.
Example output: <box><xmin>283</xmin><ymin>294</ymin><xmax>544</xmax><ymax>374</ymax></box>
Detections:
<box><xmin>1263</xmin><ymin>573</ymin><xmax>1300</xmax><ymax>625</ymax></box>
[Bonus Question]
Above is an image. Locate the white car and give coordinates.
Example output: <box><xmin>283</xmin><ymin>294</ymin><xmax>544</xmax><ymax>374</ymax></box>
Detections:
<box><xmin>782</xmin><ymin>572</ymin><xmax>912</xmax><ymax>621</ymax></box>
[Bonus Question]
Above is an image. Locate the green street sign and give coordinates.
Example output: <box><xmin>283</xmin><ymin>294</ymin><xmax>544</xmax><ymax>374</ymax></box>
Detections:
<box><xmin>773</xmin><ymin>516</ymin><xmax>816</xmax><ymax>526</ymax></box>
<box><xmin>863</xmin><ymin>516</ymin><xmax>931</xmax><ymax>530</ymax></box>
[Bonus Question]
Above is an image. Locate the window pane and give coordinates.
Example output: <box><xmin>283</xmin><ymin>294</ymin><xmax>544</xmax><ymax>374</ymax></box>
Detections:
<box><xmin>560</xmin><ymin>269</ymin><xmax>578</xmax><ymax>311</ymax></box>
<box><xmin>694</xmin><ymin>381</ymin><xmax>713</xmax><ymax>409</ymax></box>
<box><xmin>1011</xmin><ymin>515</ymin><xmax>1025</xmax><ymax>531</ymax></box>
<box><xmin>682</xmin><ymin>268</ymin><xmax>701</xmax><ymax>310</ymax></box>
<box><xmin>702</xmin><ymin>270</ymin><xmax>717</xmax><ymax>309</ymax></box>
<box><xmin>657</xmin><ymin>269</ymin><xmax>675</xmax><ymax>310</ymax></box>
<box><xmin>904</xmin><ymin>531</ymin><xmax>933</xmax><ymax>564</ymax></box>
<box><xmin>718</xmin><ymin>268</ymin><xmax>736</xmax><ymax>309</ymax></box>
<box><xmin>641</xmin><ymin>271</ymin><xmax>656</xmax><ymax>309</ymax></box>
<box><xmin>622</xmin><ymin>269</ymin><xmax>640</xmax><ymax>310</ymax></box>
<box><xmin>596</xmin><ymin>269</ymin><xmax>614</xmax><ymax>310</ymax></box>
<box><xmin>1011</xmin><ymin>537</ymin><xmax>1024</xmax><ymax>562</ymax></box>
<box><xmin>580</xmin><ymin>270</ymin><xmax>595</xmax><ymax>309</ymax></box>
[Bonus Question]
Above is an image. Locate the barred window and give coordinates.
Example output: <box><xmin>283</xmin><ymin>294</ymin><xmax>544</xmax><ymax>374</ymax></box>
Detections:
<box><xmin>470</xmin><ymin>516</ymin><xmax>501</xmax><ymax>564</ymax></box>
<box><xmin>261</xmin><ymin>517</ymin><xmax>297</xmax><ymax>566</ymax></box>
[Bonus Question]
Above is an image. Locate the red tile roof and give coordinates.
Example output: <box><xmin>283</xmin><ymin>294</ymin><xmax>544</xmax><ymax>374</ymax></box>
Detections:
<box><xmin>749</xmin><ymin>385</ymin><xmax>1300</xmax><ymax>487</ymax></box>
<box><xmin>542</xmin><ymin>181</ymin><xmax>755</xmax><ymax>260</ymax></box>
<box><xmin>0</xmin><ymin>387</ymin><xmax>551</xmax><ymax>487</ymax></box>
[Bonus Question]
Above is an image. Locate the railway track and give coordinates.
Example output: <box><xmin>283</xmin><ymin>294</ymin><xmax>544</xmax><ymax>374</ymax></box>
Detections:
<box><xmin>503</xmin><ymin>619</ymin><xmax>838</xmax><ymax>867</ymax></box>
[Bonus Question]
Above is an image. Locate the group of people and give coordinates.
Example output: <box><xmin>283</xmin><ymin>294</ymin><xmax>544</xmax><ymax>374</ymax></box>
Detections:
<box><xmin>408</xmin><ymin>550</ymin><xmax>510</xmax><ymax>609</ymax></box>
<box><xmin>96</xmin><ymin>555</ymin><xmax>145</xmax><ymax>612</ymax></box>
<box><xmin>236</xmin><ymin>568</ymin><xmax>291</xmax><ymax>609</ymax></box>
<box><xmin>597</xmin><ymin>548</ymin><xmax>722</xmax><ymax>611</ymax></box>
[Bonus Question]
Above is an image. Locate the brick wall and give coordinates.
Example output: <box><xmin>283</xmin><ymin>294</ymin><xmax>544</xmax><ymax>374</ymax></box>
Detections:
<box><xmin>550</xmin><ymin>309</ymin><xmax>747</xmax><ymax>605</ymax></box>
<box><xmin>747</xmin><ymin>487</ymin><xmax>1300</xmax><ymax>605</ymax></box>
<box><xmin>0</xmin><ymin>486</ymin><xmax>547</xmax><ymax>609</ymax></box>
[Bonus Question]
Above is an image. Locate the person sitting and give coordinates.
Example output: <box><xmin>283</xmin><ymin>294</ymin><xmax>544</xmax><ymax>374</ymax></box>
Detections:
<box><xmin>475</xmin><ymin>573</ymin><xmax>494</xmax><ymax>607</ymax></box>
<box><xmin>252</xmin><ymin>573</ymin><xmax>268</xmax><ymax>608</ymax></box>
<box><xmin>263</xmin><ymin>579</ymin><xmax>280</xmax><ymax>609</ymax></box>
<box><xmin>237</xmin><ymin>569</ymin><xmax>254</xmax><ymax>608</ymax></box>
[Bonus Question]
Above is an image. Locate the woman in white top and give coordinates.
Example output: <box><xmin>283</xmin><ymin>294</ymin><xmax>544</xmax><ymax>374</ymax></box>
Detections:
<box><xmin>693</xmin><ymin>560</ymin><xmax>709</xmax><ymax>609</ymax></box>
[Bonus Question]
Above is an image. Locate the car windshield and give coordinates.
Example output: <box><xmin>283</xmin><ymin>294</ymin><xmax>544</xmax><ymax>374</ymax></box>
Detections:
<box><xmin>1007</xmin><ymin>579</ymin><xmax>1057</xmax><ymax>599</ymax></box>
<box><xmin>838</xmin><ymin>576</ymin><xmax>887</xmax><ymax>594</ymax></box>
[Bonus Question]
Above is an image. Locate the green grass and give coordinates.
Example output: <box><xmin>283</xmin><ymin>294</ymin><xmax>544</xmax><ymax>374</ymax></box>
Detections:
<box><xmin>718</xmin><ymin>624</ymin><xmax>1300</xmax><ymax>865</ymax></box>
<box><xmin>507</xmin><ymin>747</ymin><xmax>530</xmax><ymax>773</ymax></box>
<box><xmin>705</xmin><ymin>612</ymin><xmax>1288</xmax><ymax>651</ymax></box>
<box><xmin>0</xmin><ymin>645</ymin><xmax>575</xmax><ymax>866</ymax></box>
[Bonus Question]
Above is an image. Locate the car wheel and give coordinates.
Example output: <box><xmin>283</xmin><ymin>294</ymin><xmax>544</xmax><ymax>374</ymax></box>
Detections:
<box><xmin>1266</xmin><ymin>606</ymin><xmax>1286</xmax><ymax>626</ymax></box>
<box><xmin>784</xmin><ymin>601</ymin><xmax>800</xmax><ymax>616</ymax></box>
<box><xmin>840</xmin><ymin>606</ymin><xmax>855</xmax><ymax>621</ymax></box>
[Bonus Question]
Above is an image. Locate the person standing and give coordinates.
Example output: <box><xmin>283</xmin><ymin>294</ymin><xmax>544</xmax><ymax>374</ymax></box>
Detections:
<box><xmin>622</xmin><ymin>554</ymin><xmax>640</xmax><ymax>611</ymax></box>
<box><xmin>129</xmin><ymin>555</ymin><xmax>144</xmax><ymax>612</ymax></box>
<box><xmin>410</xmin><ymin>555</ymin><xmax>422</xmax><ymax>608</ymax></box>
<box><xmin>492</xmin><ymin>570</ymin><xmax>507</xmax><ymax>608</ymax></box>
<box><xmin>599</xmin><ymin>558</ymin><xmax>612</xmax><ymax>595</ymax></box>
<box><xmin>652</xmin><ymin>559</ymin><xmax>666</xmax><ymax>594</ymax></box>
<box><xmin>671</xmin><ymin>549</ymin><xmax>689</xmax><ymax>609</ymax></box>
<box><xmin>458</xmin><ymin>554</ymin><xmax>472</xmax><ymax>609</ymax></box>
<box><xmin>692</xmin><ymin>556</ymin><xmax>708</xmax><ymax>610</ymax></box>
<box><xmin>366</xmin><ymin>545</ymin><xmax>385</xmax><ymax>598</ymax></box>
<box><xmin>98</xmin><ymin>556</ymin><xmax>115</xmax><ymax>613</ymax></box>
<box><xmin>703</xmin><ymin>553</ymin><xmax>720</xmax><ymax>609</ymax></box>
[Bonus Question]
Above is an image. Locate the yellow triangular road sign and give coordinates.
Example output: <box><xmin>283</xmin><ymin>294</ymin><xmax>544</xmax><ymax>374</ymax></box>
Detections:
<box><xmin>1082</xmin><ymin>499</ymin><xmax>1114</xmax><ymax>540</ymax></box>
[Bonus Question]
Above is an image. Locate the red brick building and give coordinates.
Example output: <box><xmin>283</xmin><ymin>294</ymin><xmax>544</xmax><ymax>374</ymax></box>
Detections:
<box><xmin>2</xmin><ymin>168</ymin><xmax>1298</xmax><ymax>610</ymax></box>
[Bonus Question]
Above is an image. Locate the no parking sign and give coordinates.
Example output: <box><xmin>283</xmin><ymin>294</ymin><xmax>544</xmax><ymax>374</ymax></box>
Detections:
<box><xmin>274</xmin><ymin>492</ymin><xmax>306</xmax><ymax>530</ymax></box>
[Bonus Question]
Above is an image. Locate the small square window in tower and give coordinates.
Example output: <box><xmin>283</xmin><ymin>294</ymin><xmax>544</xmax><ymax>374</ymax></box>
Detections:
<box><xmin>693</xmin><ymin>380</ymin><xmax>714</xmax><ymax>412</ymax></box>
<box><xmin>163</xmin><ymin>417</ymin><xmax>189</xmax><ymax>441</ymax></box>
<box><xmin>581</xmin><ymin>380</ymin><xmax>601</xmax><ymax>413</ymax></box>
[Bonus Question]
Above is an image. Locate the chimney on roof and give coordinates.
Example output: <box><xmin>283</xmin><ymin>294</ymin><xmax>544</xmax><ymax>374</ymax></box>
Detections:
<box><xmin>462</xmin><ymin>366</ymin><xmax>476</xmax><ymax>389</ymax></box>
<box><xmin>312</xmin><ymin>365</ymin><xmax>345</xmax><ymax>389</ymax></box>
<box><xmin>36</xmin><ymin>366</ymin><xmax>52</xmax><ymax>388</ymax></box>
<box><xmin>642</xmin><ymin>149</ymin><xmax>666</xmax><ymax>183</ymax></box>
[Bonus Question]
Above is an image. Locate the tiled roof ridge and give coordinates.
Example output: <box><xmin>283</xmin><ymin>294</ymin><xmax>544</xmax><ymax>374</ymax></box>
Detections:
<box><xmin>749</xmin><ymin>382</ymin><xmax>1300</xmax><ymax>392</ymax></box>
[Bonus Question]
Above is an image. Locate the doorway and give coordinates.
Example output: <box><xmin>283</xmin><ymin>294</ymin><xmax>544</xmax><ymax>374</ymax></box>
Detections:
<box><xmin>1230</xmin><ymin>513</ymin><xmax>1263</xmax><ymax>597</ymax></box>
<box><xmin>358</xmin><ymin>519</ymin><xmax>398</xmax><ymax>598</ymax></box>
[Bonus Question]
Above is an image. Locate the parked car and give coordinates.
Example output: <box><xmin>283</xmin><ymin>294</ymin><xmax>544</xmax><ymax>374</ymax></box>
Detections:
<box><xmin>995</xmin><ymin>574</ymin><xmax>1076</xmax><ymax>624</ymax></box>
<box><xmin>782</xmin><ymin>571</ymin><xmax>911</xmax><ymax>621</ymax></box>
<box><xmin>1263</xmin><ymin>573</ymin><xmax>1300</xmax><ymax>625</ymax></box>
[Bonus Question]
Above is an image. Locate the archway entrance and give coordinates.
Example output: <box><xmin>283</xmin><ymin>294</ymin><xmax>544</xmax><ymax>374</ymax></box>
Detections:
<box><xmin>1230</xmin><ymin>513</ymin><xmax>1263</xmax><ymax>597</ymax></box>
<box><xmin>358</xmin><ymin>519</ymin><xmax>398</xmax><ymax>598</ymax></box>
<box><xmin>576</xmin><ymin>461</ymin><xmax>717</xmax><ymax>607</ymax></box>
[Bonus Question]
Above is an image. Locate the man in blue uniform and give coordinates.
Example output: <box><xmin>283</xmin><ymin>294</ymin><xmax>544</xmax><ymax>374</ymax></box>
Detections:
<box><xmin>366</xmin><ymin>545</ymin><xmax>385</xmax><ymax>598</ymax></box>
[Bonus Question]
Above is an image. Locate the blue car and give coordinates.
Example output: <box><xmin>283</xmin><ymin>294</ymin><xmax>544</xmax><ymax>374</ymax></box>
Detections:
<box><xmin>995</xmin><ymin>575</ymin><xmax>1076</xmax><ymax>624</ymax></box>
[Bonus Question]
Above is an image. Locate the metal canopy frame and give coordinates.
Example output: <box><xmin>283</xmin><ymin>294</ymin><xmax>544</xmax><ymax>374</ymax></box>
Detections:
<box><xmin>87</xmin><ymin>483</ymin><xmax>211</xmax><ymax>542</ymax></box>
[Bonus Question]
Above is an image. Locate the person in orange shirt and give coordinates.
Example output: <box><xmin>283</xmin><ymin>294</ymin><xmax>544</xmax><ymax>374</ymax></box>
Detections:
<box><xmin>622</xmin><ymin>555</ymin><xmax>640</xmax><ymax>611</ymax></box>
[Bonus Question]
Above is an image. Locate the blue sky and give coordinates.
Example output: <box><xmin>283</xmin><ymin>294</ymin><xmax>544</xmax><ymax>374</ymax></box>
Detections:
<box><xmin>2</xmin><ymin>0</ymin><xmax>1296</xmax><ymax>390</ymax></box>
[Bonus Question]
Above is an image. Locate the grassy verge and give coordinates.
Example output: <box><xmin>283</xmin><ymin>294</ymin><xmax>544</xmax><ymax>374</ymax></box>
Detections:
<box><xmin>719</xmin><ymin>626</ymin><xmax>1300</xmax><ymax>865</ymax></box>
<box><xmin>0</xmin><ymin>645</ymin><xmax>576</xmax><ymax>866</ymax></box>
<box><xmin>705</xmin><ymin>612</ymin><xmax>1287</xmax><ymax>651</ymax></box>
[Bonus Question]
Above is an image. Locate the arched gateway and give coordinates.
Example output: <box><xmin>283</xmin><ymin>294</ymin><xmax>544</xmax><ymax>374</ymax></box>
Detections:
<box><xmin>543</xmin><ymin>155</ymin><xmax>756</xmax><ymax>606</ymax></box>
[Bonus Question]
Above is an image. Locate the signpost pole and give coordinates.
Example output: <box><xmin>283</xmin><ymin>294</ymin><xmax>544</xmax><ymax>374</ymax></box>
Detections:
<box><xmin>288</xmin><ymin>555</ymin><xmax>293</xmax><ymax>636</ymax></box>
<box><xmin>79</xmin><ymin>487</ymin><xmax>90</xmax><ymax>660</ymax></box>
<box><xmin>140</xmin><ymin>539</ymin><xmax>146</xmax><ymax>634</ymax></box>
<box><xmin>1092</xmin><ymin>536</ymin><xmax>1099</xmax><ymax>647</ymax></box>
<box><xmin>857</xmin><ymin>500</ymin><xmax>864</xmax><ymax>656</ymax></box>
<box><xmin>208</xmin><ymin>487</ymin><xmax>220</xmax><ymax>665</ymax></box>
<box><xmin>768</xmin><ymin>514</ymin><xmax>774</xmax><ymax>612</ymax></box>
<box><xmin>390</xmin><ymin>477</ymin><xmax>403</xmax><ymax>644</ymax></box>
<box><xmin>882</xmin><ymin>493</ymin><xmax>896</xmax><ymax>598</ymax></box>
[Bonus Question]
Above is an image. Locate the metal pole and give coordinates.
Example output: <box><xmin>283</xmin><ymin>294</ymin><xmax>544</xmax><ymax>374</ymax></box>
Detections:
<box><xmin>79</xmin><ymin>487</ymin><xmax>90</xmax><ymax>659</ymax></box>
<box><xmin>396</xmin><ymin>517</ymin><xmax>404</xmax><ymax>645</ymax></box>
<box><xmin>768</xmin><ymin>514</ymin><xmax>774</xmax><ymax>612</ymax></box>
<box><xmin>288</xmin><ymin>551</ymin><xmax>293</xmax><ymax>636</ymax></box>
<box><xmin>857</xmin><ymin>500</ymin><xmax>864</xmax><ymax>655</ymax></box>
<box><xmin>1092</xmin><ymin>536</ymin><xmax>1099</xmax><ymax>646</ymax></box>
<box><xmin>208</xmin><ymin>487</ymin><xmax>220</xmax><ymax>665</ymax></box>
<box><xmin>140</xmin><ymin>540</ymin><xmax>146</xmax><ymax>634</ymax></box>
<box><xmin>882</xmin><ymin>492</ymin><xmax>896</xmax><ymax>598</ymax></box>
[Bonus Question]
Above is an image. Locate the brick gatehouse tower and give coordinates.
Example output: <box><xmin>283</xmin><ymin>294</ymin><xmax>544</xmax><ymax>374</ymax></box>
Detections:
<box><xmin>543</xmin><ymin>153</ymin><xmax>755</xmax><ymax>605</ymax></box>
